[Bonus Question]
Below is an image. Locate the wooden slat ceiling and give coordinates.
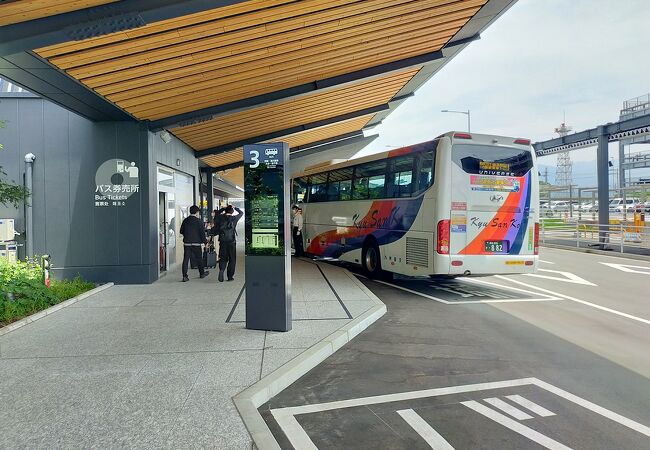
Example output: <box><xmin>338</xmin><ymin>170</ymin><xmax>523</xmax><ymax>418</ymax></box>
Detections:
<box><xmin>217</xmin><ymin>167</ymin><xmax>244</xmax><ymax>189</ymax></box>
<box><xmin>35</xmin><ymin>0</ymin><xmax>487</xmax><ymax>121</ymax></box>
<box><xmin>200</xmin><ymin>115</ymin><xmax>373</xmax><ymax>168</ymax></box>
<box><xmin>0</xmin><ymin>0</ymin><xmax>118</xmax><ymax>26</ymax></box>
<box><xmin>173</xmin><ymin>69</ymin><xmax>417</xmax><ymax>151</ymax></box>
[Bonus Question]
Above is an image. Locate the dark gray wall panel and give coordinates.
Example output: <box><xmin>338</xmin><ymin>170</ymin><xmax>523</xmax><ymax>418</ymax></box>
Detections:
<box><xmin>92</xmin><ymin>122</ymin><xmax>120</xmax><ymax>267</ymax></box>
<box><xmin>17</xmin><ymin>99</ymin><xmax>46</xmax><ymax>254</ymax></box>
<box><xmin>42</xmin><ymin>100</ymin><xmax>70</xmax><ymax>263</ymax></box>
<box><xmin>0</xmin><ymin>96</ymin><xmax>162</xmax><ymax>283</ymax></box>
<box><xmin>0</xmin><ymin>98</ymin><xmax>21</xmax><ymax>230</ymax></box>
<box><xmin>67</xmin><ymin>112</ymin><xmax>96</xmax><ymax>267</ymax></box>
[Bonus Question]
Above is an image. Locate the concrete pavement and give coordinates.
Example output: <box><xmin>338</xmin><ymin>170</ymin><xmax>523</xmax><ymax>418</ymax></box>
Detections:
<box><xmin>0</xmin><ymin>250</ymin><xmax>380</xmax><ymax>449</ymax></box>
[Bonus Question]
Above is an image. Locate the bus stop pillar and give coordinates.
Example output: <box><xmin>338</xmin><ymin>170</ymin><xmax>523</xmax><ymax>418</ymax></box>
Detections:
<box><xmin>243</xmin><ymin>142</ymin><xmax>292</xmax><ymax>332</ymax></box>
<box><xmin>596</xmin><ymin>126</ymin><xmax>610</xmax><ymax>244</ymax></box>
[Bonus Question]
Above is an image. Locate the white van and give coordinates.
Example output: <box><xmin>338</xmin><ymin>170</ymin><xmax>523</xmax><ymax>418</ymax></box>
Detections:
<box><xmin>609</xmin><ymin>198</ymin><xmax>640</xmax><ymax>212</ymax></box>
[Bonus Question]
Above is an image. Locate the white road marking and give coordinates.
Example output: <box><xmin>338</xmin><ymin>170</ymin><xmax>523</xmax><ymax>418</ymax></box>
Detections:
<box><xmin>506</xmin><ymin>395</ymin><xmax>556</xmax><ymax>417</ymax></box>
<box><xmin>495</xmin><ymin>275</ymin><xmax>650</xmax><ymax>326</ymax></box>
<box><xmin>522</xmin><ymin>269</ymin><xmax>596</xmax><ymax>286</ymax></box>
<box><xmin>483</xmin><ymin>397</ymin><xmax>533</xmax><ymax>420</ymax></box>
<box><xmin>533</xmin><ymin>378</ymin><xmax>650</xmax><ymax>437</ymax></box>
<box><xmin>461</xmin><ymin>400</ymin><xmax>572</xmax><ymax>450</ymax></box>
<box><xmin>272</xmin><ymin>378</ymin><xmax>535</xmax><ymax>416</ymax></box>
<box><xmin>270</xmin><ymin>378</ymin><xmax>650</xmax><ymax>447</ymax></box>
<box><xmin>368</xmin><ymin>278</ymin><xmax>560</xmax><ymax>304</ymax></box>
<box><xmin>270</xmin><ymin>410</ymin><xmax>318</xmax><ymax>450</ymax></box>
<box><xmin>599</xmin><ymin>262</ymin><xmax>650</xmax><ymax>274</ymax></box>
<box><xmin>397</xmin><ymin>409</ymin><xmax>455</xmax><ymax>450</ymax></box>
<box><xmin>539</xmin><ymin>260</ymin><xmax>555</xmax><ymax>264</ymax></box>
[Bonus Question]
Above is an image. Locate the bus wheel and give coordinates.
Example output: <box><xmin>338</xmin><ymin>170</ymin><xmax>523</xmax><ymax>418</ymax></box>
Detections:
<box><xmin>362</xmin><ymin>241</ymin><xmax>382</xmax><ymax>278</ymax></box>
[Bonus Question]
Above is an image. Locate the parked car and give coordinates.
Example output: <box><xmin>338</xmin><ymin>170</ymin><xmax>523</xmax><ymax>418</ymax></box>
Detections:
<box><xmin>580</xmin><ymin>201</ymin><xmax>596</xmax><ymax>211</ymax></box>
<box><xmin>550</xmin><ymin>201</ymin><xmax>570</xmax><ymax>211</ymax></box>
<box><xmin>609</xmin><ymin>198</ymin><xmax>640</xmax><ymax>213</ymax></box>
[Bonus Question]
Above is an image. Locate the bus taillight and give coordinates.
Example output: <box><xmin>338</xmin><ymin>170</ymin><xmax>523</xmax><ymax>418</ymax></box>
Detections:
<box><xmin>437</xmin><ymin>220</ymin><xmax>450</xmax><ymax>254</ymax></box>
<box><xmin>534</xmin><ymin>223</ymin><xmax>539</xmax><ymax>255</ymax></box>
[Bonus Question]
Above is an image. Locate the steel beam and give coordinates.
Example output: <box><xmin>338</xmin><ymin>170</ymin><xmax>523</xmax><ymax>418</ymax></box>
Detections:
<box><xmin>201</xmin><ymin>161</ymin><xmax>243</xmax><ymax>173</ymax></box>
<box><xmin>289</xmin><ymin>131</ymin><xmax>364</xmax><ymax>153</ymax></box>
<box><xmin>0</xmin><ymin>52</ymin><xmax>135</xmax><ymax>121</ymax></box>
<box><xmin>150</xmin><ymin>41</ymin><xmax>477</xmax><ymax>131</ymax></box>
<box><xmin>193</xmin><ymin>100</ymin><xmax>404</xmax><ymax>159</ymax></box>
<box><xmin>534</xmin><ymin>113</ymin><xmax>650</xmax><ymax>154</ymax></box>
<box><xmin>290</xmin><ymin>134</ymin><xmax>370</xmax><ymax>160</ymax></box>
<box><xmin>0</xmin><ymin>0</ymin><xmax>250</xmax><ymax>56</ymax></box>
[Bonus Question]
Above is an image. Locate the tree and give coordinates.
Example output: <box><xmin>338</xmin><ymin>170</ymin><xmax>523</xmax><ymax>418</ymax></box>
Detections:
<box><xmin>0</xmin><ymin>119</ymin><xmax>29</xmax><ymax>207</ymax></box>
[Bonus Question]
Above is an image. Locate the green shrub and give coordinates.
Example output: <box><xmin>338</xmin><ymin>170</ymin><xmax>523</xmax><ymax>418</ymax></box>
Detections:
<box><xmin>0</xmin><ymin>258</ymin><xmax>95</xmax><ymax>326</ymax></box>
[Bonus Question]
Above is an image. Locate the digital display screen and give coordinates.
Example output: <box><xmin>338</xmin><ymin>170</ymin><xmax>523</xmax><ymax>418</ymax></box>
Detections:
<box><xmin>244</xmin><ymin>143</ymin><xmax>286</xmax><ymax>256</ymax></box>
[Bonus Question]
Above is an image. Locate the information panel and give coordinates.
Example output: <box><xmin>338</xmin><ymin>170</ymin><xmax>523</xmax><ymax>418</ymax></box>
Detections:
<box><xmin>244</xmin><ymin>142</ymin><xmax>291</xmax><ymax>332</ymax></box>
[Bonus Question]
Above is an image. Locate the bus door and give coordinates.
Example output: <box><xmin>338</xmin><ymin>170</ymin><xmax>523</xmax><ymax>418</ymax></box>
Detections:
<box><xmin>450</xmin><ymin>143</ymin><xmax>535</xmax><ymax>257</ymax></box>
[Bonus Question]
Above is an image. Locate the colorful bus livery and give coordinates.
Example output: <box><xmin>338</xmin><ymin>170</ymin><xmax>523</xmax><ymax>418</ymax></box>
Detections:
<box><xmin>294</xmin><ymin>132</ymin><xmax>539</xmax><ymax>278</ymax></box>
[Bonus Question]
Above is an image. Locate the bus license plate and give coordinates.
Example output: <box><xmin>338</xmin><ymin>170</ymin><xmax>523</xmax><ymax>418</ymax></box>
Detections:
<box><xmin>485</xmin><ymin>240</ymin><xmax>508</xmax><ymax>253</ymax></box>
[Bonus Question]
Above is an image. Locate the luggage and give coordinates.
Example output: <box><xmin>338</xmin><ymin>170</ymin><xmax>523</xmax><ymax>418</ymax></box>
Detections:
<box><xmin>205</xmin><ymin>250</ymin><xmax>217</xmax><ymax>268</ymax></box>
<box><xmin>190</xmin><ymin>249</ymin><xmax>217</xmax><ymax>269</ymax></box>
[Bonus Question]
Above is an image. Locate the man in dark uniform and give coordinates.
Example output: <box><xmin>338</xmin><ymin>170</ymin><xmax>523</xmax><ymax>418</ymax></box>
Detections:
<box><xmin>180</xmin><ymin>205</ymin><xmax>209</xmax><ymax>282</ymax></box>
<box><xmin>218</xmin><ymin>205</ymin><xmax>243</xmax><ymax>282</ymax></box>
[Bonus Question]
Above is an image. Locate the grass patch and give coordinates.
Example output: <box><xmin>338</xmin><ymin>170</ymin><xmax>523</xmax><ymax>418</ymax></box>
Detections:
<box><xmin>540</xmin><ymin>218</ymin><xmax>569</xmax><ymax>228</ymax></box>
<box><xmin>0</xmin><ymin>258</ymin><xmax>95</xmax><ymax>327</ymax></box>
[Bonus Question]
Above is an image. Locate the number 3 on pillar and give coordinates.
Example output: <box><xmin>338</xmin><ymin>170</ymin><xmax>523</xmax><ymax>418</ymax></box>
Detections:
<box><xmin>250</xmin><ymin>150</ymin><xmax>260</xmax><ymax>168</ymax></box>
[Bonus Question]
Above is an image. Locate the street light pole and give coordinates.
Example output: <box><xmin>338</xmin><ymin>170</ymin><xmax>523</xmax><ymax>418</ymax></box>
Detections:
<box><xmin>441</xmin><ymin>109</ymin><xmax>471</xmax><ymax>132</ymax></box>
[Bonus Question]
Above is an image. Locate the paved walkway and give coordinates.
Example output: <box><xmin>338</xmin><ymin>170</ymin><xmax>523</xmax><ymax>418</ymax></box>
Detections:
<box><xmin>0</xmin><ymin>248</ymin><xmax>379</xmax><ymax>449</ymax></box>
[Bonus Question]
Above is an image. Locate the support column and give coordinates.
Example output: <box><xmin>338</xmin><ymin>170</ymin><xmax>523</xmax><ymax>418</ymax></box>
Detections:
<box><xmin>596</xmin><ymin>126</ymin><xmax>610</xmax><ymax>243</ymax></box>
<box><xmin>207</xmin><ymin>171</ymin><xmax>214</xmax><ymax>215</ymax></box>
<box><xmin>618</xmin><ymin>141</ymin><xmax>625</xmax><ymax>189</ymax></box>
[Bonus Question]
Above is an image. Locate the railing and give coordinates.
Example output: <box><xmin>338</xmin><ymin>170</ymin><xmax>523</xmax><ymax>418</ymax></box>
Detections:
<box><xmin>622</xmin><ymin>93</ymin><xmax>650</xmax><ymax>116</ymax></box>
<box><xmin>540</xmin><ymin>219</ymin><xmax>650</xmax><ymax>255</ymax></box>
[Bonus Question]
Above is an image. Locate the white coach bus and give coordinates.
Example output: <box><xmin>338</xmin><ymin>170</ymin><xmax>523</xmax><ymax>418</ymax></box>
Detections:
<box><xmin>293</xmin><ymin>132</ymin><xmax>539</xmax><ymax>278</ymax></box>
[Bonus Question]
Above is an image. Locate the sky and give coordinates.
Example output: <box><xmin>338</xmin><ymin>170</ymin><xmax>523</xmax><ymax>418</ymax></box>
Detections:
<box><xmin>356</xmin><ymin>0</ymin><xmax>650</xmax><ymax>184</ymax></box>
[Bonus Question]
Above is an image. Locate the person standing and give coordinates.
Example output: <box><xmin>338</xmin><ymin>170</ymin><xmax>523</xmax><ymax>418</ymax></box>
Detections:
<box><xmin>210</xmin><ymin>207</ymin><xmax>226</xmax><ymax>258</ymax></box>
<box><xmin>218</xmin><ymin>205</ymin><xmax>243</xmax><ymax>282</ymax></box>
<box><xmin>292</xmin><ymin>206</ymin><xmax>304</xmax><ymax>257</ymax></box>
<box><xmin>180</xmin><ymin>205</ymin><xmax>209</xmax><ymax>282</ymax></box>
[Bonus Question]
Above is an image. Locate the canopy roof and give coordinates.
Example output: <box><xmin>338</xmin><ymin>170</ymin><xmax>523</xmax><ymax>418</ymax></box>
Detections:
<box><xmin>0</xmin><ymin>0</ymin><xmax>516</xmax><ymax>170</ymax></box>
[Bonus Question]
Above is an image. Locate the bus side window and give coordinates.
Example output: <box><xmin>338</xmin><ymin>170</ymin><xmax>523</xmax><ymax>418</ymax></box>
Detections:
<box><xmin>309</xmin><ymin>172</ymin><xmax>329</xmax><ymax>202</ymax></box>
<box><xmin>413</xmin><ymin>151</ymin><xmax>435</xmax><ymax>196</ymax></box>
<box><xmin>354</xmin><ymin>160</ymin><xmax>386</xmax><ymax>199</ymax></box>
<box><xmin>353</xmin><ymin>173</ymin><xmax>369</xmax><ymax>200</ymax></box>
<box><xmin>388</xmin><ymin>155</ymin><xmax>414</xmax><ymax>198</ymax></box>
<box><xmin>294</xmin><ymin>177</ymin><xmax>308</xmax><ymax>203</ymax></box>
<box><xmin>328</xmin><ymin>168</ymin><xmax>353</xmax><ymax>201</ymax></box>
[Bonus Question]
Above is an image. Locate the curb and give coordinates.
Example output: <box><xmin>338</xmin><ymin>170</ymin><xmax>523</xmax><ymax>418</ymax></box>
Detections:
<box><xmin>0</xmin><ymin>283</ymin><xmax>115</xmax><ymax>336</ymax></box>
<box><xmin>541</xmin><ymin>243</ymin><xmax>650</xmax><ymax>262</ymax></box>
<box><xmin>233</xmin><ymin>264</ymin><xmax>387</xmax><ymax>450</ymax></box>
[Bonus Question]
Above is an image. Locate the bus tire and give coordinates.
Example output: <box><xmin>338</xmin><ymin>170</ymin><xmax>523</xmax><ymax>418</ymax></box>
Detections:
<box><xmin>362</xmin><ymin>240</ymin><xmax>382</xmax><ymax>278</ymax></box>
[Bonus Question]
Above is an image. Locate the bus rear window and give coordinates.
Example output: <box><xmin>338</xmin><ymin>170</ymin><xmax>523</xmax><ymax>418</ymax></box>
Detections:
<box><xmin>452</xmin><ymin>144</ymin><xmax>533</xmax><ymax>177</ymax></box>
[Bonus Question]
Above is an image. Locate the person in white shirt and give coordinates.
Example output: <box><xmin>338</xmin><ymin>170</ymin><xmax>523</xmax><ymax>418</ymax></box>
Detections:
<box><xmin>292</xmin><ymin>205</ymin><xmax>304</xmax><ymax>257</ymax></box>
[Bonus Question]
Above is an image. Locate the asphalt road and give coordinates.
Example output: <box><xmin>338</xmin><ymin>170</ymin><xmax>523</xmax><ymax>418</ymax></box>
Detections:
<box><xmin>261</xmin><ymin>248</ymin><xmax>650</xmax><ymax>449</ymax></box>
